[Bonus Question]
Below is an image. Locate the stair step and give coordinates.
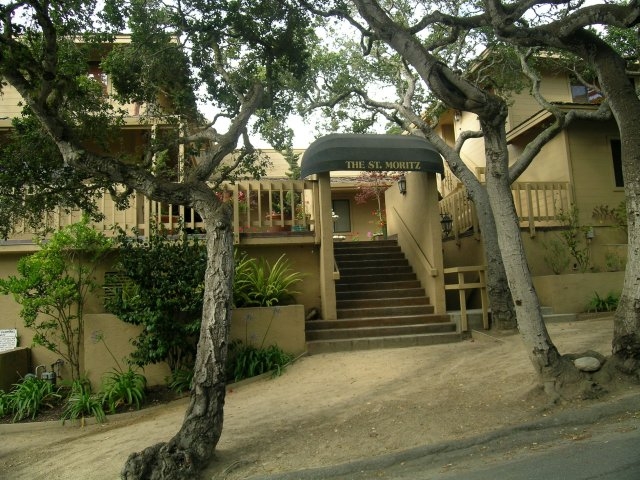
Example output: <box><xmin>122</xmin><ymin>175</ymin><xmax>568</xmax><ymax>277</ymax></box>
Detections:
<box><xmin>339</xmin><ymin>265</ymin><xmax>412</xmax><ymax>276</ymax></box>
<box><xmin>335</xmin><ymin>252</ymin><xmax>406</xmax><ymax>262</ymax></box>
<box><xmin>338</xmin><ymin>304</ymin><xmax>434</xmax><ymax>318</ymax></box>
<box><xmin>337</xmin><ymin>272</ymin><xmax>417</xmax><ymax>284</ymax></box>
<box><xmin>306</xmin><ymin>331</ymin><xmax>467</xmax><ymax>354</ymax></box>
<box><xmin>306</xmin><ymin>314</ymin><xmax>452</xmax><ymax>330</ymax></box>
<box><xmin>333</xmin><ymin>240</ymin><xmax>399</xmax><ymax>250</ymax></box>
<box><xmin>337</xmin><ymin>296</ymin><xmax>429</xmax><ymax>309</ymax></box>
<box><xmin>337</xmin><ymin>258</ymin><xmax>409</xmax><ymax>269</ymax></box>
<box><xmin>306</xmin><ymin>322</ymin><xmax>456</xmax><ymax>341</ymax></box>
<box><xmin>319</xmin><ymin>239</ymin><xmax>465</xmax><ymax>353</ymax></box>
<box><xmin>336</xmin><ymin>287</ymin><xmax>426</xmax><ymax>301</ymax></box>
<box><xmin>336</xmin><ymin>280</ymin><xmax>422</xmax><ymax>293</ymax></box>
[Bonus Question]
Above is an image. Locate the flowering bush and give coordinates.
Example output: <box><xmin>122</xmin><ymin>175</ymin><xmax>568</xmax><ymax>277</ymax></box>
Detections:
<box><xmin>372</xmin><ymin>208</ymin><xmax>386</xmax><ymax>227</ymax></box>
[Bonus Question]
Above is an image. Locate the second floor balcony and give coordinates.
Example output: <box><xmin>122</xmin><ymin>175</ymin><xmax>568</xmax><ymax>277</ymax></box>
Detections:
<box><xmin>2</xmin><ymin>179</ymin><xmax>320</xmax><ymax>250</ymax></box>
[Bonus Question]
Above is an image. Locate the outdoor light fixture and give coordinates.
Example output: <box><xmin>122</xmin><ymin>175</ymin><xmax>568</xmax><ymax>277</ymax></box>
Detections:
<box><xmin>440</xmin><ymin>212</ymin><xmax>453</xmax><ymax>238</ymax></box>
<box><xmin>397</xmin><ymin>175</ymin><xmax>407</xmax><ymax>195</ymax></box>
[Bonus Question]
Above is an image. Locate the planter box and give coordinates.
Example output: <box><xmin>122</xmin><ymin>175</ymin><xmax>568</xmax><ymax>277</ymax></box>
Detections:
<box><xmin>231</xmin><ymin>305</ymin><xmax>305</xmax><ymax>356</ymax></box>
<box><xmin>533</xmin><ymin>271</ymin><xmax>624</xmax><ymax>314</ymax></box>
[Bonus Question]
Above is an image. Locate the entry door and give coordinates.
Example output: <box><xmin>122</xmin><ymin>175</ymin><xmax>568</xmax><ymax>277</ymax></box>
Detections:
<box><xmin>332</xmin><ymin>199</ymin><xmax>351</xmax><ymax>232</ymax></box>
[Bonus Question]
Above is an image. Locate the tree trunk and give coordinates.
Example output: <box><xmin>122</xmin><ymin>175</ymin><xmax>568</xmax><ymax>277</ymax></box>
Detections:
<box><xmin>584</xmin><ymin>38</ymin><xmax>640</xmax><ymax>370</ymax></box>
<box><xmin>481</xmin><ymin>117</ymin><xmax>577</xmax><ymax>391</ymax></box>
<box><xmin>121</xmin><ymin>206</ymin><xmax>233</xmax><ymax>480</ymax></box>
<box><xmin>466</xmin><ymin>185</ymin><xmax>517</xmax><ymax>330</ymax></box>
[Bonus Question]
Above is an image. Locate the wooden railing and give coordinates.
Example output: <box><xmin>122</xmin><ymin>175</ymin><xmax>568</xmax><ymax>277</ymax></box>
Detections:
<box><xmin>443</xmin><ymin>265</ymin><xmax>489</xmax><ymax>331</ymax></box>
<box><xmin>439</xmin><ymin>188</ymin><xmax>479</xmax><ymax>240</ymax></box>
<box><xmin>439</xmin><ymin>181</ymin><xmax>572</xmax><ymax>238</ymax></box>
<box><xmin>5</xmin><ymin>180</ymin><xmax>319</xmax><ymax>245</ymax></box>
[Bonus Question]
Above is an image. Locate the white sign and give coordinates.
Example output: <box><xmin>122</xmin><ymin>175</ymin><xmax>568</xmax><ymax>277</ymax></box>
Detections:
<box><xmin>0</xmin><ymin>329</ymin><xmax>18</xmax><ymax>352</ymax></box>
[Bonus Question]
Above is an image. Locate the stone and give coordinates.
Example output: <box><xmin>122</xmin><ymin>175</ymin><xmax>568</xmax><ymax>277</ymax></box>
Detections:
<box><xmin>573</xmin><ymin>356</ymin><xmax>601</xmax><ymax>372</ymax></box>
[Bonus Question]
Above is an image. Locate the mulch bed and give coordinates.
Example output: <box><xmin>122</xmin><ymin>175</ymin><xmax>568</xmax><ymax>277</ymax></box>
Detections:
<box><xmin>0</xmin><ymin>385</ymin><xmax>185</xmax><ymax>425</ymax></box>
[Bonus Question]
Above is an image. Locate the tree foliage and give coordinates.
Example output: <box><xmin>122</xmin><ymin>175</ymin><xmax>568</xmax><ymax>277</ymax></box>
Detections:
<box><xmin>0</xmin><ymin>217</ymin><xmax>112</xmax><ymax>381</ymax></box>
<box><xmin>0</xmin><ymin>1</ymin><xmax>315</xmax><ymax>476</ymax></box>
<box><xmin>105</xmin><ymin>224</ymin><xmax>207</xmax><ymax>374</ymax></box>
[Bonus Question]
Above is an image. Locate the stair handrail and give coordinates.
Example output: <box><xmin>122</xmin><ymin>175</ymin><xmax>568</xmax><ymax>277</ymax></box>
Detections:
<box><xmin>391</xmin><ymin>207</ymin><xmax>437</xmax><ymax>276</ymax></box>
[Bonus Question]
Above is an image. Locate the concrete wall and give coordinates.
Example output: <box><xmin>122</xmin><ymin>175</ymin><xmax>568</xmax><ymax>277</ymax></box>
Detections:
<box><xmin>387</xmin><ymin>172</ymin><xmax>446</xmax><ymax>314</ymax></box>
<box><xmin>533</xmin><ymin>272</ymin><xmax>624</xmax><ymax>314</ymax></box>
<box><xmin>83</xmin><ymin>313</ymin><xmax>170</xmax><ymax>390</ymax></box>
<box><xmin>230</xmin><ymin>305</ymin><xmax>306</xmax><ymax>357</ymax></box>
<box><xmin>442</xmin><ymin>229</ymin><xmax>627</xmax><ymax>313</ymax></box>
<box><xmin>0</xmin><ymin>244</ymin><xmax>313</xmax><ymax>390</ymax></box>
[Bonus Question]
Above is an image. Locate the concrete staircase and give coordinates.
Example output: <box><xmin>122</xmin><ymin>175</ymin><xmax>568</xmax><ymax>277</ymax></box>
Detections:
<box><xmin>306</xmin><ymin>240</ymin><xmax>465</xmax><ymax>354</ymax></box>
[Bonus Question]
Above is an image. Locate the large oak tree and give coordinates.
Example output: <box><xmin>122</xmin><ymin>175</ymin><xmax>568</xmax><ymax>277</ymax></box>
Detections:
<box><xmin>0</xmin><ymin>1</ymin><xmax>312</xmax><ymax>478</ymax></box>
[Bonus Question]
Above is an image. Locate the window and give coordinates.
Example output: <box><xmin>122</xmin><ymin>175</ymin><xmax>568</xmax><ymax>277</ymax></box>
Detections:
<box><xmin>332</xmin><ymin>199</ymin><xmax>351</xmax><ymax>233</ymax></box>
<box><xmin>570</xmin><ymin>78</ymin><xmax>602</xmax><ymax>104</ymax></box>
<box><xmin>611</xmin><ymin>139</ymin><xmax>623</xmax><ymax>188</ymax></box>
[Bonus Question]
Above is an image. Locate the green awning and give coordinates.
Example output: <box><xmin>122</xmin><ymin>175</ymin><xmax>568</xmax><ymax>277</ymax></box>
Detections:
<box><xmin>300</xmin><ymin>134</ymin><xmax>444</xmax><ymax>178</ymax></box>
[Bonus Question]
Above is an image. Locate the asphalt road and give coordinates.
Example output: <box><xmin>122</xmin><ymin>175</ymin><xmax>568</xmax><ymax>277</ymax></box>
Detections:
<box><xmin>256</xmin><ymin>393</ymin><xmax>640</xmax><ymax>480</ymax></box>
<box><xmin>350</xmin><ymin>421</ymin><xmax>640</xmax><ymax>479</ymax></box>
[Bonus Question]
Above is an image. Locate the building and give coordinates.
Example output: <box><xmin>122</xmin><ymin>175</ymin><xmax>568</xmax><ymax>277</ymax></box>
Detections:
<box><xmin>0</xmin><ymin>48</ymin><xmax>626</xmax><ymax>389</ymax></box>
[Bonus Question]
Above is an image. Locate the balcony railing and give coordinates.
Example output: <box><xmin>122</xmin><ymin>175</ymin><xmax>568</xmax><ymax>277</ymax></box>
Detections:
<box><xmin>439</xmin><ymin>181</ymin><xmax>572</xmax><ymax>238</ymax></box>
<box><xmin>4</xmin><ymin>180</ymin><xmax>320</xmax><ymax>246</ymax></box>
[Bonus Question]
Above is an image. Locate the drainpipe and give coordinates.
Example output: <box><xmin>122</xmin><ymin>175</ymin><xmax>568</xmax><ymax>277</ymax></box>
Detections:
<box><xmin>317</xmin><ymin>172</ymin><xmax>337</xmax><ymax>320</ymax></box>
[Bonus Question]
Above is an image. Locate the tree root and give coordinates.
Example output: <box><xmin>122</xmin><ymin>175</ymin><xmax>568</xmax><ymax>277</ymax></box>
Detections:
<box><xmin>121</xmin><ymin>441</ymin><xmax>201</xmax><ymax>480</ymax></box>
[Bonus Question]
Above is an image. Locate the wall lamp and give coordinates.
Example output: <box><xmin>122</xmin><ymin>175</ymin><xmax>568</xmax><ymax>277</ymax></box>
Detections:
<box><xmin>440</xmin><ymin>212</ymin><xmax>453</xmax><ymax>238</ymax></box>
<box><xmin>397</xmin><ymin>175</ymin><xmax>407</xmax><ymax>195</ymax></box>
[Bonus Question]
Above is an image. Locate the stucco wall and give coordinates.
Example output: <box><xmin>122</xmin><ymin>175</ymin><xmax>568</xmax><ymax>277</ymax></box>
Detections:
<box><xmin>387</xmin><ymin>172</ymin><xmax>446</xmax><ymax>314</ymax></box>
<box><xmin>567</xmin><ymin>120</ymin><xmax>625</xmax><ymax>226</ymax></box>
<box><xmin>533</xmin><ymin>272</ymin><xmax>624</xmax><ymax>314</ymax></box>
<box><xmin>230</xmin><ymin>305</ymin><xmax>306</xmax><ymax>357</ymax></box>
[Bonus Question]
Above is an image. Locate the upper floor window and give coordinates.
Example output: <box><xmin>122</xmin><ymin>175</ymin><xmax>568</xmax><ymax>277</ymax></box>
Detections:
<box><xmin>570</xmin><ymin>78</ymin><xmax>602</xmax><ymax>104</ymax></box>
<box><xmin>611</xmin><ymin>139</ymin><xmax>623</xmax><ymax>188</ymax></box>
<box><xmin>88</xmin><ymin>63</ymin><xmax>108</xmax><ymax>94</ymax></box>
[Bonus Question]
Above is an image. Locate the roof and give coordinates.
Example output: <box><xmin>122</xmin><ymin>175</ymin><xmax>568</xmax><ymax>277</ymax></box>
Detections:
<box><xmin>300</xmin><ymin>134</ymin><xmax>444</xmax><ymax>178</ymax></box>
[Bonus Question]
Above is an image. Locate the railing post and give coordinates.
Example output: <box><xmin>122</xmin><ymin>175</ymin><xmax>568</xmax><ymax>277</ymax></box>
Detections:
<box><xmin>526</xmin><ymin>184</ymin><xmax>536</xmax><ymax>237</ymax></box>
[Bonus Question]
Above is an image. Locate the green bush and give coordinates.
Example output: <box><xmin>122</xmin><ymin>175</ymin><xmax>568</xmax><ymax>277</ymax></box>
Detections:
<box><xmin>0</xmin><ymin>389</ymin><xmax>12</xmax><ymax>417</ymax></box>
<box><xmin>7</xmin><ymin>375</ymin><xmax>61</xmax><ymax>422</ymax></box>
<box><xmin>102</xmin><ymin>368</ymin><xmax>147</xmax><ymax>413</ymax></box>
<box><xmin>227</xmin><ymin>341</ymin><xmax>294</xmax><ymax>382</ymax></box>
<box><xmin>105</xmin><ymin>223</ymin><xmax>205</xmax><ymax>375</ymax></box>
<box><xmin>167</xmin><ymin>367</ymin><xmax>193</xmax><ymax>394</ymax></box>
<box><xmin>62</xmin><ymin>378</ymin><xmax>106</xmax><ymax>425</ymax></box>
<box><xmin>233</xmin><ymin>251</ymin><xmax>304</xmax><ymax>307</ymax></box>
<box><xmin>586</xmin><ymin>292</ymin><xmax>619</xmax><ymax>313</ymax></box>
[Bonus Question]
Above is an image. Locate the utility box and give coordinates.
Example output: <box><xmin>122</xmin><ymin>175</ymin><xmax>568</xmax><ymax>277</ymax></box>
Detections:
<box><xmin>0</xmin><ymin>347</ymin><xmax>31</xmax><ymax>392</ymax></box>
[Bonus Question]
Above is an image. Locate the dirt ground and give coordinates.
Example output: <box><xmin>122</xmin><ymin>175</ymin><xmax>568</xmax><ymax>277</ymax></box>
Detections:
<box><xmin>0</xmin><ymin>317</ymin><xmax>637</xmax><ymax>480</ymax></box>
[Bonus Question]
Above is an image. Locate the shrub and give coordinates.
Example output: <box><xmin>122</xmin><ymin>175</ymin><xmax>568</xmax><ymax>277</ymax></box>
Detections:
<box><xmin>61</xmin><ymin>378</ymin><xmax>106</xmax><ymax>425</ymax></box>
<box><xmin>227</xmin><ymin>341</ymin><xmax>294</xmax><ymax>382</ymax></box>
<box><xmin>8</xmin><ymin>375</ymin><xmax>61</xmax><ymax>422</ymax></box>
<box><xmin>233</xmin><ymin>251</ymin><xmax>304</xmax><ymax>307</ymax></box>
<box><xmin>167</xmin><ymin>367</ymin><xmax>193</xmax><ymax>394</ymax></box>
<box><xmin>102</xmin><ymin>368</ymin><xmax>147</xmax><ymax>413</ymax></box>
<box><xmin>0</xmin><ymin>389</ymin><xmax>12</xmax><ymax>417</ymax></box>
<box><xmin>105</xmin><ymin>223</ymin><xmax>205</xmax><ymax>375</ymax></box>
<box><xmin>0</xmin><ymin>217</ymin><xmax>112</xmax><ymax>381</ymax></box>
<box><xmin>586</xmin><ymin>292</ymin><xmax>619</xmax><ymax>313</ymax></box>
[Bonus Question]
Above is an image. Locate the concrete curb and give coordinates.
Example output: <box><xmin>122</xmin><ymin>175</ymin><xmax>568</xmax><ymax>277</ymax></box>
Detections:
<box><xmin>249</xmin><ymin>391</ymin><xmax>640</xmax><ymax>480</ymax></box>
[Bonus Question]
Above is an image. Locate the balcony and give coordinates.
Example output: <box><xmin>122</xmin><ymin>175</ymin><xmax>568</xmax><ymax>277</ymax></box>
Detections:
<box><xmin>2</xmin><ymin>180</ymin><xmax>320</xmax><ymax>249</ymax></box>
<box><xmin>439</xmin><ymin>181</ymin><xmax>573</xmax><ymax>238</ymax></box>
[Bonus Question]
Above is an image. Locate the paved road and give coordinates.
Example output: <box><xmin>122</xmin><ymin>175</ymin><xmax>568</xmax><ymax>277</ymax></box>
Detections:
<box><xmin>257</xmin><ymin>393</ymin><xmax>640</xmax><ymax>480</ymax></box>
<box><xmin>346</xmin><ymin>422</ymin><xmax>640</xmax><ymax>479</ymax></box>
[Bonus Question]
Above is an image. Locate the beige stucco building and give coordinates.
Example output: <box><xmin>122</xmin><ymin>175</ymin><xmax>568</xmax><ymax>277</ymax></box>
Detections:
<box><xmin>0</xmin><ymin>50</ymin><xmax>628</xmax><ymax>390</ymax></box>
